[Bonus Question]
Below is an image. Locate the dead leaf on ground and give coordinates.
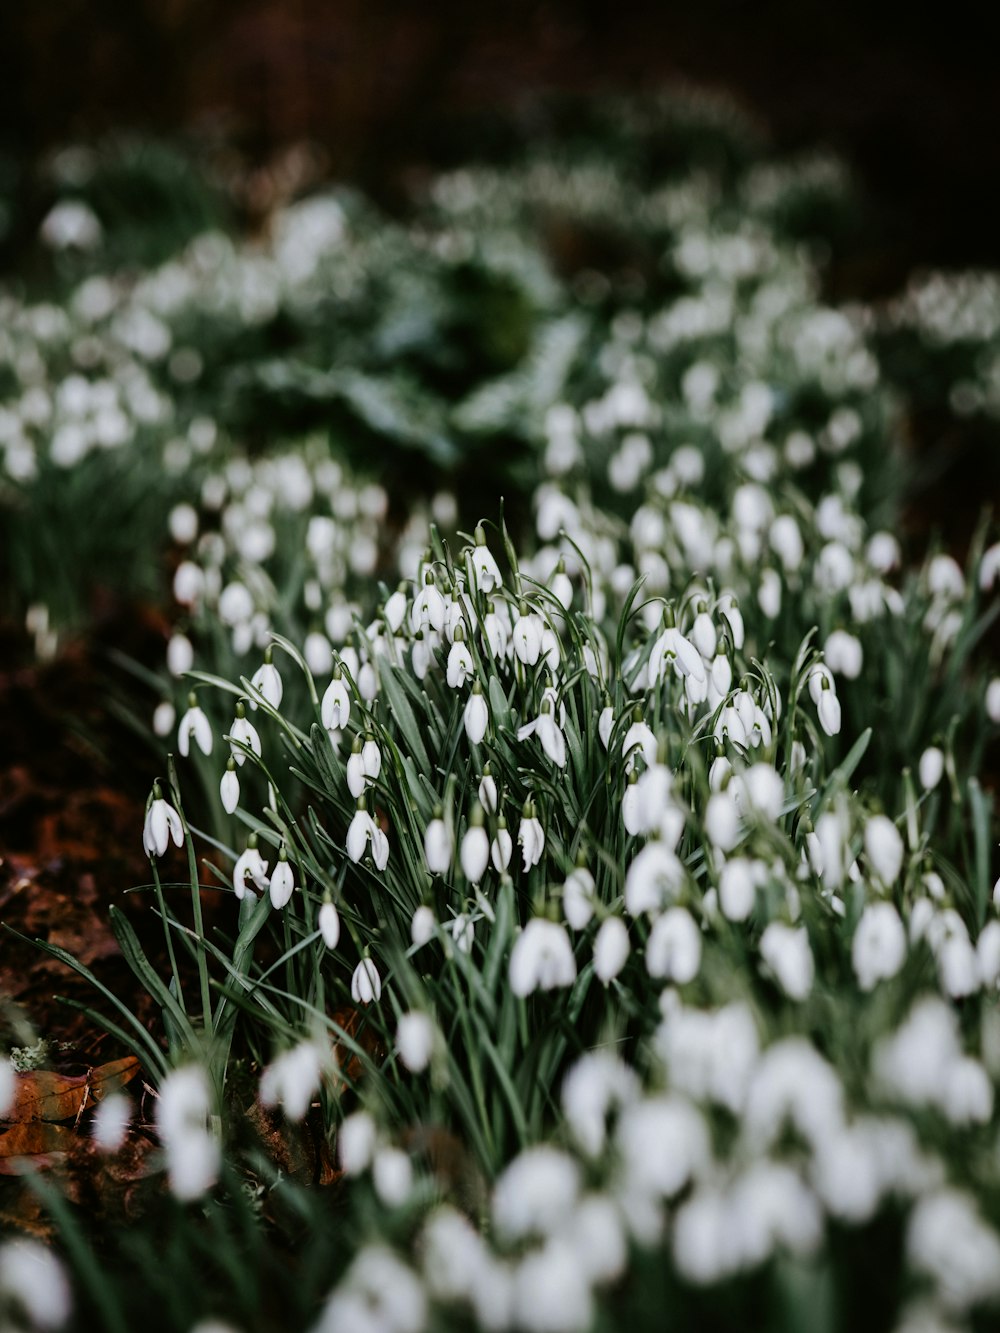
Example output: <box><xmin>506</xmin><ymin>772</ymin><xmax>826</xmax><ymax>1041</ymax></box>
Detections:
<box><xmin>5</xmin><ymin>1056</ymin><xmax>140</xmax><ymax>1124</ymax></box>
<box><xmin>0</xmin><ymin>1121</ymin><xmax>76</xmax><ymax>1173</ymax></box>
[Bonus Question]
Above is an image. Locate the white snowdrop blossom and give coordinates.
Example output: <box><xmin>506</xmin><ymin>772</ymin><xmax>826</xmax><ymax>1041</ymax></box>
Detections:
<box><xmin>425</xmin><ymin>812</ymin><xmax>452</xmax><ymax>875</ymax></box>
<box><xmin>318</xmin><ymin>900</ymin><xmax>341</xmax><ymax>950</ymax></box>
<box><xmin>852</xmin><ymin>902</ymin><xmax>907</xmax><ymax>990</ymax></box>
<box><xmin>351</xmin><ymin>957</ymin><xmax>382</xmax><ymax>1005</ymax></box>
<box><xmin>460</xmin><ymin>811</ymin><xmax>490</xmax><ymax>884</ymax></box>
<box><xmin>321</xmin><ymin>671</ymin><xmax>351</xmax><ymax>730</ymax></box>
<box><xmin>250</xmin><ymin>654</ymin><xmax>283</xmax><ymax>709</ymax></box>
<box><xmin>470</xmin><ymin>531</ymin><xmax>503</xmax><ymax>592</ymax></box>
<box><xmin>233</xmin><ymin>840</ymin><xmax>269</xmax><ymax>899</ymax></box>
<box><xmin>228</xmin><ymin>705</ymin><xmax>261</xmax><ymax>766</ymax></box>
<box><xmin>0</xmin><ymin>1239</ymin><xmax>72</xmax><ymax>1331</ymax></box>
<box><xmin>219</xmin><ymin>761</ymin><xmax>240</xmax><ymax>814</ymax></box>
<box><xmin>143</xmin><ymin>789</ymin><xmax>184</xmax><ymax>858</ymax></box>
<box><xmin>156</xmin><ymin>1065</ymin><xmax>220</xmax><ymax>1201</ymax></box>
<box><xmin>865</xmin><ymin>814</ymin><xmax>905</xmax><ymax>885</ymax></box>
<box><xmin>593</xmin><ymin>917</ymin><xmax>631</xmax><ymax>984</ymax></box>
<box><xmin>919</xmin><ymin>746</ymin><xmax>945</xmax><ymax>791</ymax></box>
<box><xmin>178</xmin><ymin>698</ymin><xmax>213</xmax><ymax>757</ymax></box>
<box><xmin>260</xmin><ymin>1042</ymin><xmax>326</xmax><ymax>1120</ymax></box>
<box><xmin>518</xmin><ymin>808</ymin><xmax>545</xmax><ymax>870</ymax></box>
<box><xmin>347</xmin><ymin>804</ymin><xmax>389</xmax><ymax>870</ymax></box>
<box><xmin>646</xmin><ymin>908</ymin><xmax>702</xmax><ymax>983</ymax></box>
<box><xmin>510</xmin><ymin>919</ymin><xmax>577</xmax><ymax>996</ymax></box>
<box><xmin>92</xmin><ymin>1093</ymin><xmax>131</xmax><ymax>1153</ymax></box>
<box><xmin>446</xmin><ymin>630</ymin><xmax>474</xmax><ymax>688</ymax></box>
<box><xmin>907</xmin><ymin>1190</ymin><xmax>1000</xmax><ymax>1311</ymax></box>
<box><xmin>268</xmin><ymin>851</ymin><xmax>295</xmax><ymax>910</ymax></box>
<box><xmin>464</xmin><ymin>683</ymin><xmax>489</xmax><ymax>744</ymax></box>
<box><xmin>396</xmin><ymin>1012</ymin><xmax>436</xmax><ymax>1073</ymax></box>
<box><xmin>493</xmin><ymin>1146</ymin><xmax>581</xmax><ymax>1241</ymax></box>
<box><xmin>562</xmin><ymin>865</ymin><xmax>596</xmax><ymax>930</ymax></box>
<box><xmin>518</xmin><ymin>703</ymin><xmax>567</xmax><ymax>768</ymax></box>
<box><xmin>338</xmin><ymin>1112</ymin><xmax>377</xmax><ymax>1175</ymax></box>
<box><xmin>759</xmin><ymin>922</ymin><xmax>814</xmax><ymax>1000</ymax></box>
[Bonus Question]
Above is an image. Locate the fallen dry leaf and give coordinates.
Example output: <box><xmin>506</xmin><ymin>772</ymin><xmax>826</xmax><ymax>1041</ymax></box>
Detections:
<box><xmin>6</xmin><ymin>1056</ymin><xmax>140</xmax><ymax>1124</ymax></box>
<box><xmin>0</xmin><ymin>1121</ymin><xmax>76</xmax><ymax>1173</ymax></box>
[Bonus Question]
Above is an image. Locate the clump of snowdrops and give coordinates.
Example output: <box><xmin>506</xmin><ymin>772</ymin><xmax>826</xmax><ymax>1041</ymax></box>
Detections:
<box><xmin>8</xmin><ymin>93</ymin><xmax>1000</xmax><ymax>1333</ymax></box>
<box><xmin>38</xmin><ymin>501</ymin><xmax>1000</xmax><ymax>1333</ymax></box>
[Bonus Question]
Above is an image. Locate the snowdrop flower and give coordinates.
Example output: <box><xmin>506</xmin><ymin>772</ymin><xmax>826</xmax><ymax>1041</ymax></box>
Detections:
<box><xmin>518</xmin><ymin>804</ymin><xmax>545</xmax><ymax>870</ymax></box>
<box><xmin>624</xmin><ymin>841</ymin><xmax>685</xmax><ymax>915</ymax></box>
<box><xmin>621</xmin><ymin>708</ymin><xmax>657</xmax><ymax>772</ymax></box>
<box><xmin>865</xmin><ymin>814</ymin><xmax>905</xmax><ymax>885</ymax></box>
<box><xmin>304</xmin><ymin>631</ymin><xmax>333</xmax><ymax>677</ymax></box>
<box><xmin>346</xmin><ymin>735</ymin><xmax>366</xmax><ymax>798</ymax></box>
<box><xmin>735</xmin><ymin>764</ymin><xmax>784</xmax><ymax>822</ymax></box>
<box><xmin>346</xmin><ymin>800</ymin><xmax>389</xmax><ymax>870</ymax></box>
<box><xmin>339</xmin><ymin>1111</ymin><xmax>377</xmax><ymax>1176</ymax></box>
<box><xmin>411</xmin><ymin>905</ymin><xmax>436</xmax><ymax>949</ymax></box>
<box><xmin>143</xmin><ymin>785</ymin><xmax>184</xmax><ymax>858</ymax></box>
<box><xmin>704</xmin><ymin>790</ymin><xmax>742</xmax><ymax>852</ymax></box>
<box><xmin>319</xmin><ymin>900</ymin><xmax>340</xmax><ymax>950</ymax></box>
<box><xmin>373</xmin><ymin>1147</ymin><xmax>413</xmax><ymax>1208</ymax></box>
<box><xmin>351</xmin><ymin>957</ymin><xmax>382</xmax><ymax>1004</ymax></box>
<box><xmin>518</xmin><ymin>699</ymin><xmax>567</xmax><ymax>768</ymax></box>
<box><xmin>178</xmin><ymin>695</ymin><xmax>213</xmax><ymax>758</ymax></box>
<box><xmin>562</xmin><ymin>1050</ymin><xmax>640</xmax><ymax>1157</ymax></box>
<box><xmin>598</xmin><ymin>703</ymin><xmax>614</xmax><ymax>749</ymax></box>
<box><xmin>758</xmin><ymin>568</ymin><xmax>782</xmax><ymax>619</ymax></box>
<box><xmin>361</xmin><ymin>734</ymin><xmax>381</xmax><ymax>782</ymax></box>
<box><xmin>464</xmin><ymin>681</ymin><xmax>489</xmax><ymax>744</ymax></box>
<box><xmin>0</xmin><ymin>1239</ymin><xmax>72</xmax><ymax>1330</ymax></box>
<box><xmin>469</xmin><ymin>527</ymin><xmax>503</xmax><ymax>593</ymax></box>
<box><xmin>233</xmin><ymin>837</ymin><xmax>269</xmax><ymax>899</ymax></box>
<box><xmin>384</xmin><ymin>583</ymin><xmax>408</xmax><ymax>633</ymax></box>
<box><xmin>268</xmin><ymin>848</ymin><xmax>295</xmax><ymax>910</ymax></box>
<box><xmin>813</xmin><ymin>676</ymin><xmax>842</xmax><ymax>736</ymax></box>
<box><xmin>919</xmin><ymin>746</ymin><xmax>945</xmax><ymax>791</ymax></box>
<box><xmin>562</xmin><ymin>863</ymin><xmax>596</xmax><ymax>930</ymax></box>
<box><xmin>513</xmin><ymin>1240</ymin><xmax>593</xmax><ymax>1333</ymax></box>
<box><xmin>648</xmin><ymin>617</ymin><xmax>706</xmax><ymax>686</ymax></box>
<box><xmin>979</xmin><ymin>542</ymin><xmax>1000</xmax><ymax>591</ymax></box>
<box><xmin>220</xmin><ymin>759</ymin><xmax>240</xmax><ymax>814</ymax></box>
<box><xmin>460</xmin><ymin>806</ymin><xmax>490</xmax><ymax>883</ymax></box>
<box><xmin>853</xmin><ymin>902</ymin><xmax>907</xmax><ymax>990</ymax></box>
<box><xmin>493</xmin><ymin>1146</ymin><xmax>581</xmax><ymax>1240</ymax></box>
<box><xmin>250</xmin><ymin>649</ymin><xmax>283</xmax><ymax>709</ymax></box>
<box><xmin>424</xmin><ymin>808</ymin><xmax>452</xmax><ymax>875</ymax></box>
<box><xmin>446</xmin><ymin>625</ymin><xmax>474</xmax><ymax>688</ymax></box>
<box><xmin>260</xmin><ymin>1042</ymin><xmax>325</xmax><ymax>1120</ymax></box>
<box><xmin>321</xmin><ymin>667</ymin><xmax>351</xmax><ymax>731</ymax></box>
<box><xmin>550</xmin><ymin>559</ymin><xmax>573</xmax><ymax>610</ymax></box>
<box><xmin>907</xmin><ymin>1190</ymin><xmax>1000</xmax><ymax>1312</ymax></box>
<box><xmin>228</xmin><ymin>702</ymin><xmax>261</xmax><ymax>766</ymax></box>
<box><xmin>92</xmin><ymin>1093</ymin><xmax>131</xmax><ymax>1153</ymax></box>
<box><xmin>166</xmin><ymin>632</ymin><xmax>194</xmax><ymax>676</ymax></box>
<box><xmin>513</xmin><ymin>604</ymin><xmax>544</xmax><ymax>666</ymax></box>
<box><xmin>492</xmin><ymin>817</ymin><xmax>513</xmax><ymax>872</ymax></box>
<box><xmin>617</xmin><ymin>1095</ymin><xmax>710</xmax><ymax>1201</ymax></box>
<box><xmin>317</xmin><ymin>1246</ymin><xmax>426</xmax><ymax>1333</ymax></box>
<box><xmin>396</xmin><ymin>1012</ymin><xmax>436</xmax><ymax>1073</ymax></box>
<box><xmin>646</xmin><ymin>908</ymin><xmax>702</xmax><ymax>983</ymax></box>
<box><xmin>152</xmin><ymin>700</ymin><xmax>176</xmax><ymax>738</ymax></box>
<box><xmin>412</xmin><ymin>631</ymin><xmax>433</xmax><ymax>681</ymax></box>
<box><xmin>483</xmin><ymin>602</ymin><xmax>509</xmax><ymax>659</ymax></box>
<box><xmin>478</xmin><ymin>765</ymin><xmax>498</xmax><ymax>813</ymax></box>
<box><xmin>156</xmin><ymin>1065</ymin><xmax>219</xmax><ymax>1201</ymax></box>
<box><xmin>509</xmin><ymin>919</ymin><xmax>577</xmax><ymax>996</ymax></box>
<box><xmin>987</xmin><ymin>677</ymin><xmax>1000</xmax><ymax>723</ymax></box>
<box><xmin>759</xmin><ymin>922</ymin><xmax>814</xmax><ymax>1000</ymax></box>
<box><xmin>719</xmin><ymin>857</ymin><xmax>764</xmax><ymax>922</ymax></box>
<box><xmin>825</xmin><ymin>629</ymin><xmax>863</xmax><ymax>679</ymax></box>
<box><xmin>593</xmin><ymin>917</ymin><xmax>631</xmax><ymax>983</ymax></box>
<box><xmin>411</xmin><ymin>571</ymin><xmax>445</xmax><ymax>633</ymax></box>
<box><xmin>718</xmin><ymin>592</ymin><xmax>745</xmax><ymax>649</ymax></box>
